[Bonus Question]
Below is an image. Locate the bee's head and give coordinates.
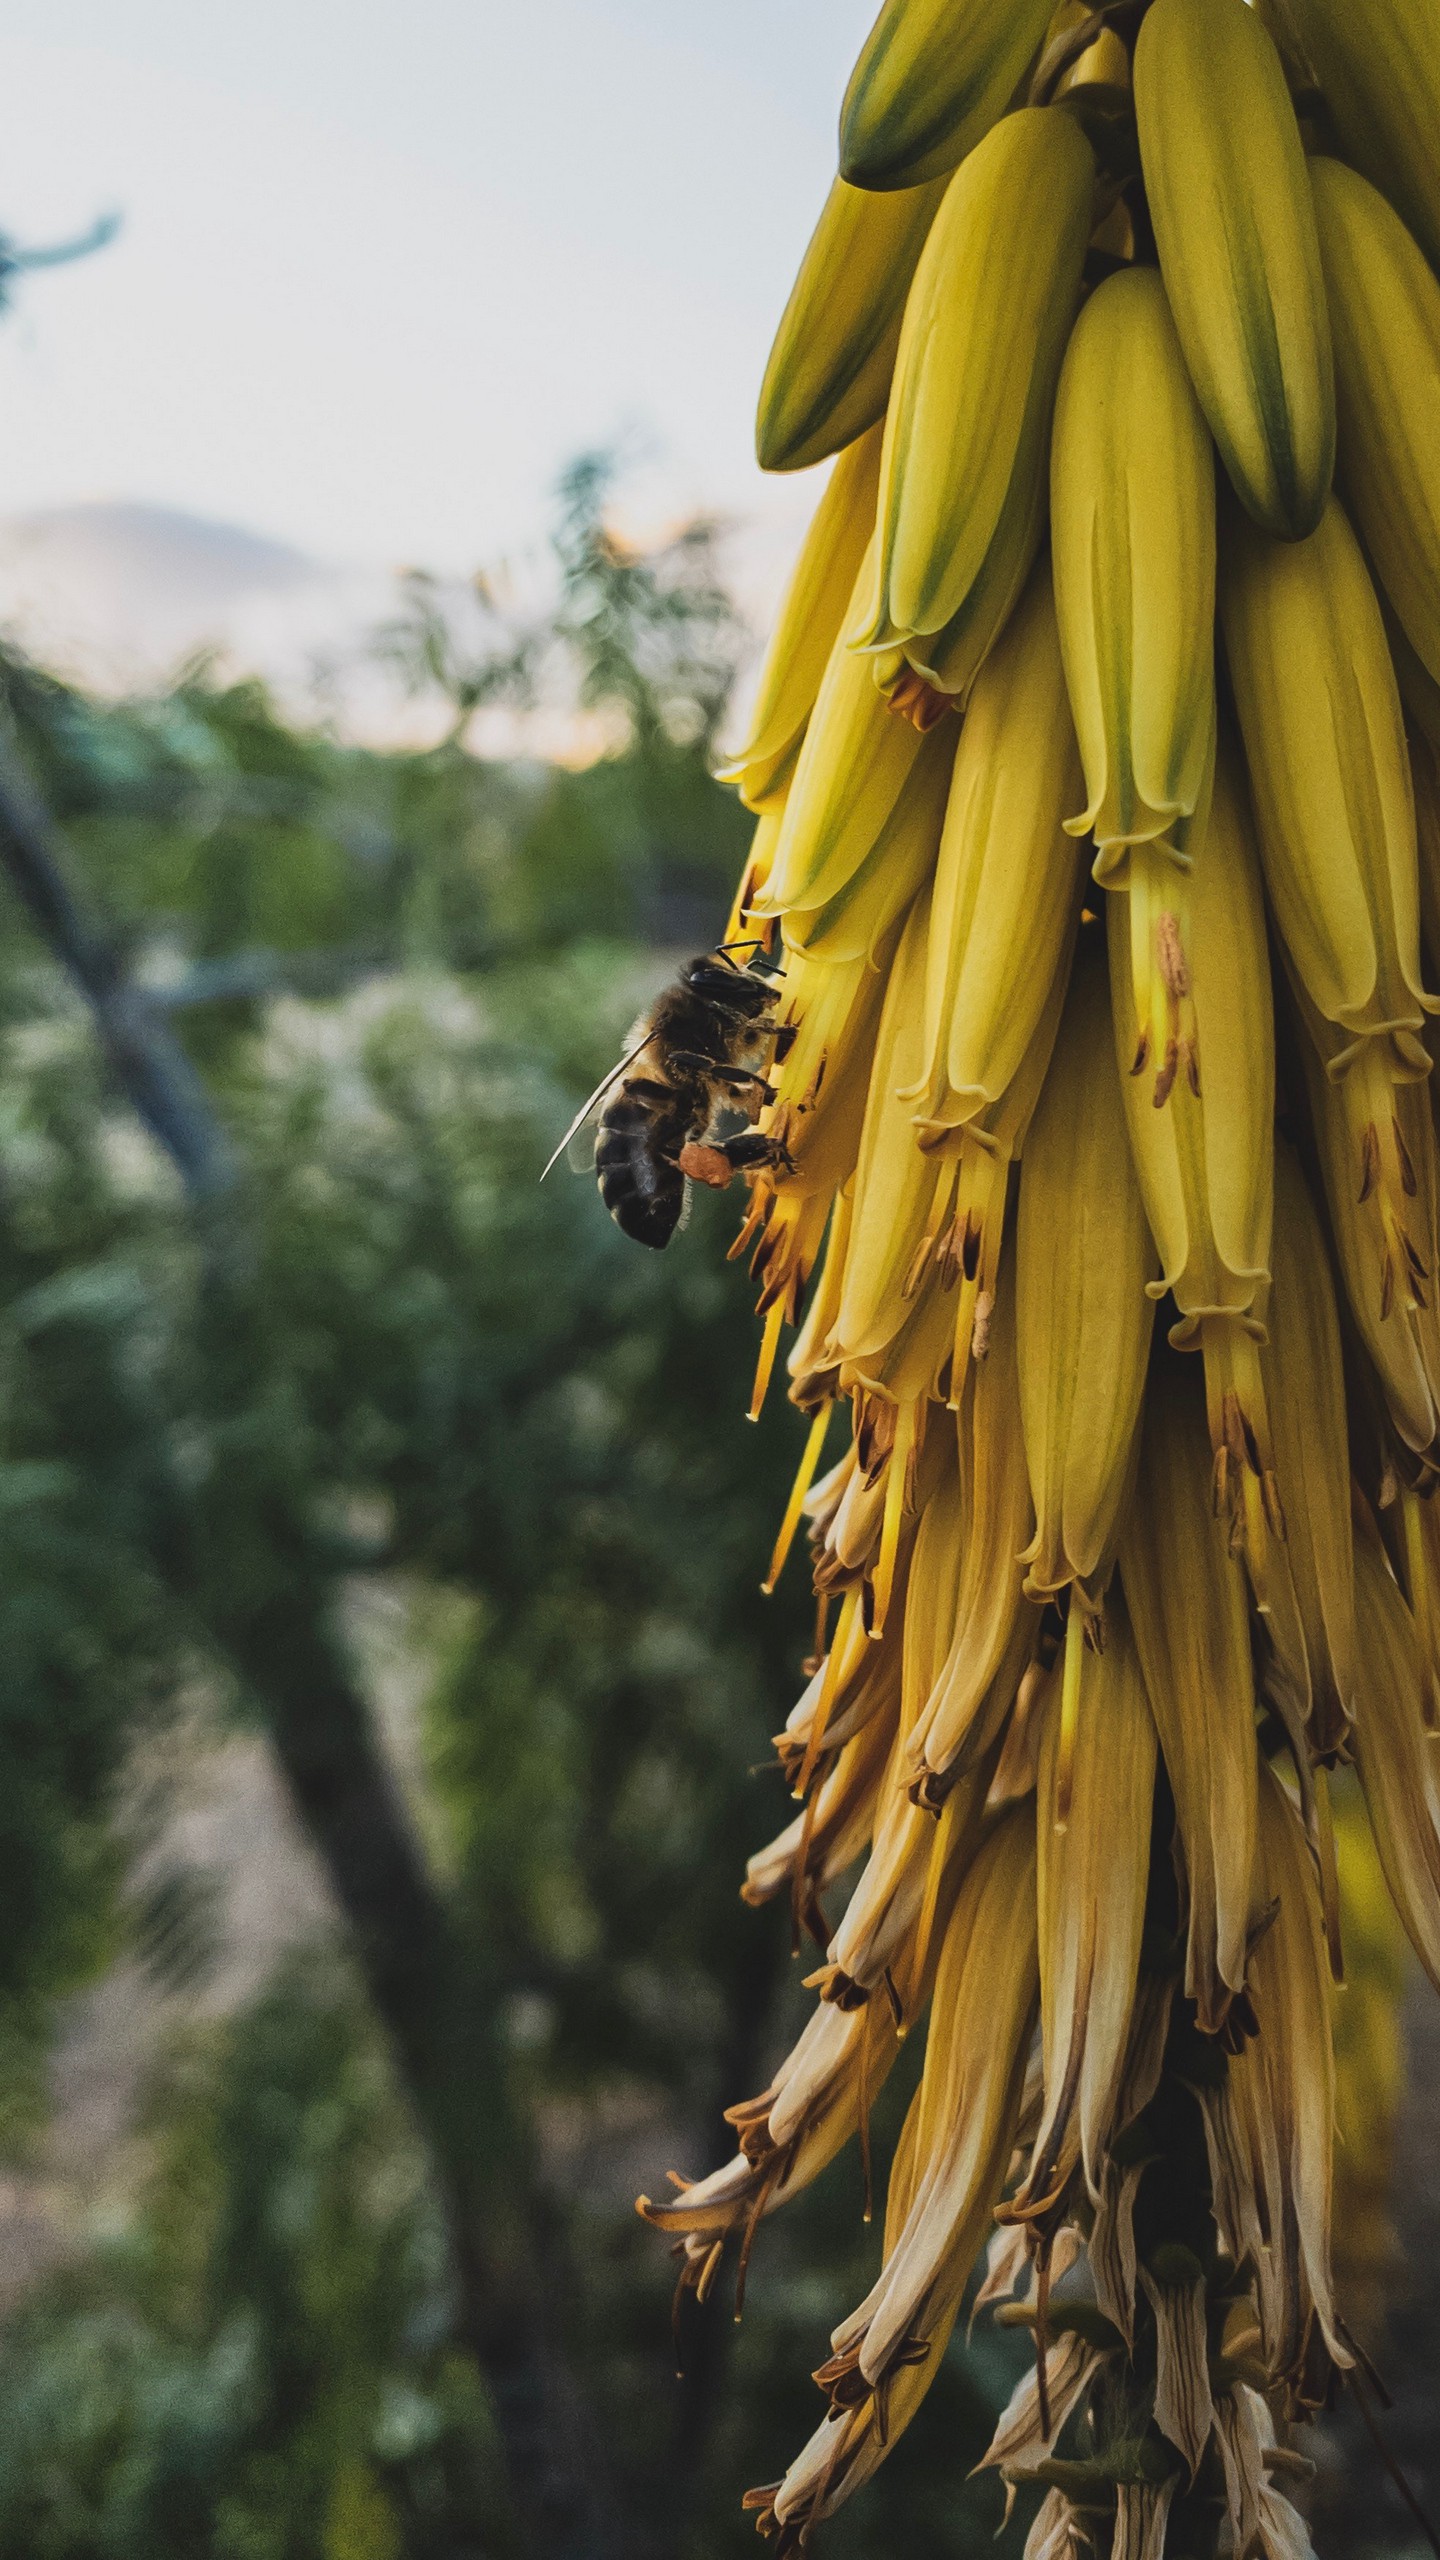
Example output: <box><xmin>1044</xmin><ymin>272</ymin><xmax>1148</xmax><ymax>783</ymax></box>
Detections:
<box><xmin>679</xmin><ymin>951</ymin><xmax>774</xmax><ymax>1015</ymax></box>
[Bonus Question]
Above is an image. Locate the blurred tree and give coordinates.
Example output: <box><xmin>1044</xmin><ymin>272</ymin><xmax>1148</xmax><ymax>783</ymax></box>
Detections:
<box><xmin>0</xmin><ymin>460</ymin><xmax>1028</xmax><ymax>2559</ymax></box>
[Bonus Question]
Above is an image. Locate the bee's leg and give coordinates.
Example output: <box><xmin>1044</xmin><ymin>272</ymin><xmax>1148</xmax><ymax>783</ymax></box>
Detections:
<box><xmin>716</xmin><ymin>1130</ymin><xmax>795</xmax><ymax>1177</ymax></box>
<box><xmin>669</xmin><ymin>1054</ymin><xmax>777</xmax><ymax>1103</ymax></box>
<box><xmin>675</xmin><ymin>1128</ymin><xmax>794</xmax><ymax>1191</ymax></box>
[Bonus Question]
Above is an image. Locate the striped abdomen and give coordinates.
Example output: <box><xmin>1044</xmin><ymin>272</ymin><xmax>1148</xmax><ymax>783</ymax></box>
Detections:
<box><xmin>595</xmin><ymin>1078</ymin><xmax>696</xmax><ymax>1249</ymax></box>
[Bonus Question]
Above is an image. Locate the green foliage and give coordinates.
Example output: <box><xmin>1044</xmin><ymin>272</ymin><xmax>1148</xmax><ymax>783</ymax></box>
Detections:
<box><xmin>0</xmin><ymin>1963</ymin><xmax>498</xmax><ymax>2560</ymax></box>
<box><xmin>0</xmin><ymin>460</ymin><xmax>1023</xmax><ymax>2554</ymax></box>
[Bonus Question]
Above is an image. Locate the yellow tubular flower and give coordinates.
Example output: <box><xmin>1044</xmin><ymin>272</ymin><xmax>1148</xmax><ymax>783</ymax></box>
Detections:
<box><xmin>1225</xmin><ymin>1762</ymin><xmax>1343</xmax><ymax>2377</ymax></box>
<box><xmin>743</xmin><ymin>1705</ymin><xmax>895</xmax><ymax>1922</ymax></box>
<box><xmin>837</xmin><ymin>1809</ymin><xmax>1038</xmax><ymax>2391</ymax></box>
<box><xmin>1260</xmin><ymin>1146</ymin><xmax>1357</xmax><ymax>1760</ymax></box>
<box><xmin>825</xmin><ymin>893</ymin><xmax>949</xmax><ymax>1388</ymax></box>
<box><xmin>1312</xmin><ymin>159</ymin><xmax>1440</xmax><ymax>694</ymax></box>
<box><xmin>1134</xmin><ymin>0</ymin><xmax>1334</xmax><ymax>541</ymax></box>
<box><xmin>1108</xmin><ymin>738</ymin><xmax>1279</xmax><ymax>1577</ymax></box>
<box><xmin>756</xmin><ymin>175</ymin><xmax>948</xmax><ymax>475</ymax></box>
<box><xmin>1273</xmin><ymin>0</ymin><xmax>1440</xmax><ymax>276</ymax></box>
<box><xmin>873</xmin><ymin>406</ymin><xmax>1048</xmax><ymax>709</ymax></box>
<box><xmin>1221</xmin><ymin>496</ymin><xmax>1432</xmax><ymax>1082</ymax></box>
<box><xmin>780</xmin><ymin>1203</ymin><xmax>853</xmax><ymax>1423</ymax></box>
<box><xmin>855</xmin><ymin>107</ymin><xmax>1095</xmax><ymax>672</ymax></box>
<box><xmin>821</xmin><ymin>1466</ymin><xmax>979</xmax><ymax>2004</ymax></box>
<box><xmin>1395</xmin><ymin>612</ymin><xmax>1440</xmax><ymax>767</ymax></box>
<box><xmin>733</xmin><ymin>942</ymin><xmax>891</xmax><ymax>1358</ymax></box>
<box><xmin>1414</xmin><ymin>727</ymin><xmax>1440</xmax><ymax>976</ymax></box>
<box><xmin>1329</xmin><ymin>1776</ymin><xmax>1407</xmax><ymax>2337</ymax></box>
<box><xmin>757</xmin><ymin>1810</ymin><xmax>1038</xmax><ymax>2543</ymax></box>
<box><xmin>906</xmin><ymin>1277</ymin><xmax>1038</xmax><ymax>1789</ymax></box>
<box><xmin>773</xmin><ymin>1560</ymin><xmax>901</xmax><ymax>1776</ymax></box>
<box><xmin>720</xmin><ymin>425</ymin><xmax>885</xmax><ymax>814</ymax></box>
<box><xmin>780</xmin><ymin>717</ymin><xmax>955</xmax><ymax>969</ymax></box>
<box><xmin>1120</xmin><ymin>1363</ymin><xmax>1261</xmax><ymax>2037</ymax></box>
<box><xmin>638</xmin><ymin>1992</ymin><xmax>903</xmax><ymax>2255</ymax></box>
<box><xmin>1050</xmin><ymin>265</ymin><xmax>1216</xmax><ymax>863</ymax></box>
<box><xmin>915</xmin><ymin>915</ymin><xmax>1079</xmax><ymax>1411</ymax></box>
<box><xmin>839</xmin><ymin>0</ymin><xmax>1058</xmax><ymax>191</ymax></box>
<box><xmin>811</xmin><ymin>891</ymin><xmax>965</xmax><ymax>1623</ymax></box>
<box><xmin>1293</xmin><ymin>1026</ymin><xmax>1440</xmax><ymax>1459</ymax></box>
<box><xmin>1016</xmin><ymin>1597</ymin><xmax>1157</xmax><ymax>2216</ymax></box>
<box><xmin>1351</xmin><ymin>1517</ymin><xmax>1440</xmax><ymax>1994</ymax></box>
<box><xmin>722</xmin><ymin>808</ymin><xmax>784</xmax><ymax>947</ymax></box>
<box><xmin>758</xmin><ymin>546</ymin><xmax>940</xmax><ymax>920</ymax></box>
<box><xmin>1015</xmin><ymin>935</ymin><xmax>1158</xmax><ymax>1619</ymax></box>
<box><xmin>909</xmin><ymin>557</ymin><xmax>1087</xmax><ymax>1137</ymax></box>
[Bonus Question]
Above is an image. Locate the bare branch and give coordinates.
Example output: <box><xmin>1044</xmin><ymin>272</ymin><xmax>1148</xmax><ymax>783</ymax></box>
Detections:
<box><xmin>0</xmin><ymin>746</ymin><xmax>238</xmax><ymax>1200</ymax></box>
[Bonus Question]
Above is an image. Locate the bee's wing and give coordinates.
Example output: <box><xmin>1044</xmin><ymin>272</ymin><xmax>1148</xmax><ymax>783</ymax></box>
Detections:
<box><xmin>539</xmin><ymin>1036</ymin><xmax>653</xmax><ymax>1182</ymax></box>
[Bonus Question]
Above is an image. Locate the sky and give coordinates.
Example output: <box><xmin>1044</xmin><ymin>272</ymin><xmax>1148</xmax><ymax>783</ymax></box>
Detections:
<box><xmin>0</xmin><ymin>1</ymin><xmax>880</xmax><ymax>579</ymax></box>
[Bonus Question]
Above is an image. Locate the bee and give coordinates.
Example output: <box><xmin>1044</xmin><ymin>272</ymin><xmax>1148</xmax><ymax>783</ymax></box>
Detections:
<box><xmin>541</xmin><ymin>947</ymin><xmax>796</xmax><ymax>1249</ymax></box>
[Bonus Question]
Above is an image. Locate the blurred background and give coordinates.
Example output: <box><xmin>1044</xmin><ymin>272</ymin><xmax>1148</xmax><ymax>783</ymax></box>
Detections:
<box><xmin>0</xmin><ymin>7</ymin><xmax>1434</xmax><ymax>2556</ymax></box>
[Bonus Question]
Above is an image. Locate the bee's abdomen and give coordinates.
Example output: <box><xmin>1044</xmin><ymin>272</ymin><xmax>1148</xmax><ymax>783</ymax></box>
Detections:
<box><xmin>595</xmin><ymin>1081</ymin><xmax>689</xmax><ymax>1250</ymax></box>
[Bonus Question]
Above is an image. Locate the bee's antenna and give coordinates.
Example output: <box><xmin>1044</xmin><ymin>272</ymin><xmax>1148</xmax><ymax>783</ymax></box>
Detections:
<box><xmin>717</xmin><ymin>936</ymin><xmax>768</xmax><ymax>958</ymax></box>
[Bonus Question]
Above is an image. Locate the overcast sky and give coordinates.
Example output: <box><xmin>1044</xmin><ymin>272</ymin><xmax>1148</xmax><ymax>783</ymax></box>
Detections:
<box><xmin>0</xmin><ymin>2</ymin><xmax>879</xmax><ymax>574</ymax></box>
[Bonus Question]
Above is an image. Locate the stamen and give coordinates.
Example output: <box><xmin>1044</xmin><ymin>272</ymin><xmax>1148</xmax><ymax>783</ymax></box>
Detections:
<box><xmin>795</xmin><ymin>1588</ymin><xmax>863</xmax><ymax>1800</ymax></box>
<box><xmin>749</xmin><ymin>1296</ymin><xmax>786</xmax><ymax>1422</ymax></box>
<box><xmin>733</xmin><ymin>2163</ymin><xmax>781</xmax><ymax>2323</ymax></box>
<box><xmin>1358</xmin><ymin>1120</ymin><xmax>1381</xmax><ymax>1207</ymax></box>
<box><xmin>857</xmin><ymin>2009</ymin><xmax>875</xmax><ymax>2225</ymax></box>
<box><xmin>762</xmin><ymin>1401</ymin><xmax>834</xmax><ymax>1593</ymax></box>
<box><xmin>1156</xmin><ymin>908</ymin><xmax>1190</xmax><ymax>999</ymax></box>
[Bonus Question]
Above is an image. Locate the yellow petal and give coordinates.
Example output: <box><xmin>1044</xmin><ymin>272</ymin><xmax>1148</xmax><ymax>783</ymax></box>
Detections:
<box><xmin>910</xmin><ymin>558</ymin><xmax>1087</xmax><ymax>1130</ymax></box>
<box><xmin>720</xmin><ymin>425</ymin><xmax>884</xmax><ymax>811</ymax></box>
<box><xmin>761</xmin><ymin>542</ymin><xmax>936</xmax><ymax>917</ymax></box>
<box><xmin>840</xmin><ymin>0</ymin><xmax>1058</xmax><ymax>191</ymax></box>
<box><xmin>1350</xmin><ymin>1517</ymin><xmax>1440</xmax><ymax>1994</ymax></box>
<box><xmin>1276</xmin><ymin>0</ymin><xmax>1440</xmax><ymax>276</ymax></box>
<box><xmin>757</xmin><ymin>178</ymin><xmax>947</xmax><ymax>474</ymax></box>
<box><xmin>1050</xmin><ymin>263</ymin><xmax>1216</xmax><ymax>853</ymax></box>
<box><xmin>1221</xmin><ymin>494</ymin><xmax>1433</xmax><ymax>1079</ymax></box>
<box><xmin>1016</xmin><ymin>933</ymin><xmax>1158</xmax><ymax>1611</ymax></box>
<box><xmin>1313</xmin><ymin>157</ymin><xmax>1440</xmax><ymax>694</ymax></box>
<box><xmin>1020</xmin><ymin>1597</ymin><xmax>1156</xmax><ymax>2212</ymax></box>
<box><xmin>1134</xmin><ymin>0</ymin><xmax>1334</xmax><ymax>538</ymax></box>
<box><xmin>858</xmin><ymin>106</ymin><xmax>1094</xmax><ymax>655</ymax></box>
<box><xmin>907</xmin><ymin>1279</ymin><xmax>1038</xmax><ymax>1784</ymax></box>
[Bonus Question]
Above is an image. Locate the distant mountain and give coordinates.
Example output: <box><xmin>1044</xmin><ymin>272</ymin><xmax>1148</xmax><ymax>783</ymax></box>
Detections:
<box><xmin>0</xmin><ymin>500</ymin><xmax>401</xmax><ymax>726</ymax></box>
<box><xmin>0</xmin><ymin>491</ymin><xmax>806</xmax><ymax>757</ymax></box>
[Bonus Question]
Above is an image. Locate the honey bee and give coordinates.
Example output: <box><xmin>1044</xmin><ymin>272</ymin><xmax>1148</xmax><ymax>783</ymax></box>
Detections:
<box><xmin>541</xmin><ymin>947</ymin><xmax>796</xmax><ymax>1249</ymax></box>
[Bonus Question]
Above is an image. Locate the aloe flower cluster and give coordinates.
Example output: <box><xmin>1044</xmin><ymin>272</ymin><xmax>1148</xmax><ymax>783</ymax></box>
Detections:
<box><xmin>632</xmin><ymin>0</ymin><xmax>1440</xmax><ymax>2550</ymax></box>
